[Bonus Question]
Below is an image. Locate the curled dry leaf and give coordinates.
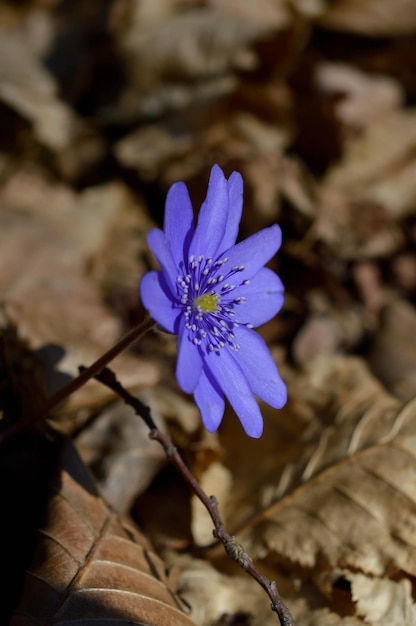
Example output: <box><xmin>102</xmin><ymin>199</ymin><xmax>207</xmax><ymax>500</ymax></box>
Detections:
<box><xmin>11</xmin><ymin>437</ymin><xmax>197</xmax><ymax>626</ymax></box>
<box><xmin>0</xmin><ymin>28</ymin><xmax>77</xmax><ymax>150</ymax></box>
<box><xmin>117</xmin><ymin>3</ymin><xmax>291</xmax><ymax>120</ymax></box>
<box><xmin>177</xmin><ymin>556</ymin><xmax>281</xmax><ymax>626</ymax></box>
<box><xmin>316</xmin><ymin>62</ymin><xmax>403</xmax><ymax>130</ymax></box>
<box><xmin>122</xmin><ymin>3</ymin><xmax>286</xmax><ymax>83</ymax></box>
<box><xmin>348</xmin><ymin>572</ymin><xmax>416</xmax><ymax>626</ymax></box>
<box><xmin>242</xmin><ymin>355</ymin><xmax>416</xmax><ymax>579</ymax></box>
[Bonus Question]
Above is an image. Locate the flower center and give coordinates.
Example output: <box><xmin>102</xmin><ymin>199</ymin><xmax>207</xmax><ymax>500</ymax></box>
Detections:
<box><xmin>176</xmin><ymin>254</ymin><xmax>252</xmax><ymax>353</ymax></box>
<box><xmin>193</xmin><ymin>292</ymin><xmax>219</xmax><ymax>313</ymax></box>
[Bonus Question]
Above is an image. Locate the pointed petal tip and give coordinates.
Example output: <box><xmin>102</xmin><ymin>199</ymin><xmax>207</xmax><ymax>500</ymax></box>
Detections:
<box><xmin>275</xmin><ymin>385</ymin><xmax>288</xmax><ymax>409</ymax></box>
<box><xmin>203</xmin><ymin>420</ymin><xmax>221</xmax><ymax>434</ymax></box>
<box><xmin>147</xmin><ymin>226</ymin><xmax>162</xmax><ymax>248</ymax></box>
<box><xmin>271</xmin><ymin>223</ymin><xmax>283</xmax><ymax>251</ymax></box>
<box><xmin>241</xmin><ymin>415</ymin><xmax>263</xmax><ymax>438</ymax></box>
<box><xmin>210</xmin><ymin>163</ymin><xmax>225</xmax><ymax>177</ymax></box>
<box><xmin>165</xmin><ymin>180</ymin><xmax>192</xmax><ymax>215</ymax></box>
<box><xmin>206</xmin><ymin>164</ymin><xmax>227</xmax><ymax>193</ymax></box>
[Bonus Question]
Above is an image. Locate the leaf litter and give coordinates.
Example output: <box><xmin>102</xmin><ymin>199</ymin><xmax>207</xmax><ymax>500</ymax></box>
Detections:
<box><xmin>1</xmin><ymin>0</ymin><xmax>416</xmax><ymax>624</ymax></box>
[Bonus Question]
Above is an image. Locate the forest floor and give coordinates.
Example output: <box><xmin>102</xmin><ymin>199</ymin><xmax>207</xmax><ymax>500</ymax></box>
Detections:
<box><xmin>2</xmin><ymin>2</ymin><xmax>416</xmax><ymax>625</ymax></box>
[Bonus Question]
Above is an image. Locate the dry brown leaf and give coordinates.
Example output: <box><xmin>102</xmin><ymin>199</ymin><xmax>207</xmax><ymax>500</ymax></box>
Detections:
<box><xmin>191</xmin><ymin>461</ymin><xmax>233</xmax><ymax>545</ymax></box>
<box><xmin>11</xmin><ymin>437</ymin><xmax>196</xmax><ymax>626</ymax></box>
<box><xmin>316</xmin><ymin>62</ymin><xmax>403</xmax><ymax>129</ymax></box>
<box><xmin>116</xmin><ymin>3</ymin><xmax>292</xmax><ymax>121</ymax></box>
<box><xmin>348</xmin><ymin>572</ymin><xmax>416</xmax><ymax>625</ymax></box>
<box><xmin>207</xmin><ymin>0</ymin><xmax>293</xmax><ymax>29</ymax></box>
<box><xmin>323</xmin><ymin>108</ymin><xmax>416</xmax><ymax>221</ymax></box>
<box><xmin>141</xmin><ymin>386</ymin><xmax>201</xmax><ymax>434</ymax></box>
<box><xmin>292</xmin><ymin>291</ymin><xmax>363</xmax><ymax>363</ymax></box>
<box><xmin>314</xmin><ymin>185</ymin><xmax>403</xmax><ymax>259</ymax></box>
<box><xmin>318</xmin><ymin>0</ymin><xmax>416</xmax><ymax>36</ymax></box>
<box><xmin>176</xmin><ymin>555</ymin><xmax>285</xmax><ymax>626</ymax></box>
<box><xmin>286</xmin><ymin>105</ymin><xmax>416</xmax><ymax>258</ymax></box>
<box><xmin>115</xmin><ymin>123</ymin><xmax>195</xmax><ymax>181</ymax></box>
<box><xmin>369</xmin><ymin>298</ymin><xmax>416</xmax><ymax>401</ymax></box>
<box><xmin>241</xmin><ymin>355</ymin><xmax>416</xmax><ymax>579</ymax></box>
<box><xmin>0</xmin><ymin>28</ymin><xmax>78</xmax><ymax>150</ymax></box>
<box><xmin>122</xmin><ymin>3</ymin><xmax>287</xmax><ymax>82</ymax></box>
<box><xmin>293</xmin><ymin>604</ymin><xmax>365</xmax><ymax>626</ymax></box>
<box><xmin>0</xmin><ymin>171</ymin><xmax>158</xmax><ymax>419</ymax></box>
<box><xmin>391</xmin><ymin>253</ymin><xmax>416</xmax><ymax>293</ymax></box>
<box><xmin>121</xmin><ymin>8</ymin><xmax>260</xmax><ymax>84</ymax></box>
<box><xmin>75</xmin><ymin>399</ymin><xmax>167</xmax><ymax>514</ymax></box>
<box><xmin>1</xmin><ymin>169</ymin><xmax>152</xmax><ymax>287</ymax></box>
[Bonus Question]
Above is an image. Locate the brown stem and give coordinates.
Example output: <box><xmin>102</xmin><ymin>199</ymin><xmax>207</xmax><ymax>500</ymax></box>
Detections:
<box><xmin>93</xmin><ymin>366</ymin><xmax>296</xmax><ymax>626</ymax></box>
<box><xmin>0</xmin><ymin>316</ymin><xmax>156</xmax><ymax>445</ymax></box>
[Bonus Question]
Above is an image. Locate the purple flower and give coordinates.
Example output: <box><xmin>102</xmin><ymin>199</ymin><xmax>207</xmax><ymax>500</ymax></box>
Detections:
<box><xmin>140</xmin><ymin>164</ymin><xmax>286</xmax><ymax>437</ymax></box>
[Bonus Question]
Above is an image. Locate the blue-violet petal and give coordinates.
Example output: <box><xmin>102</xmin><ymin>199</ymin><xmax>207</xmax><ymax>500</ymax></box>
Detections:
<box><xmin>164</xmin><ymin>181</ymin><xmax>194</xmax><ymax>269</ymax></box>
<box><xmin>140</xmin><ymin>271</ymin><xmax>179</xmax><ymax>333</ymax></box>
<box><xmin>194</xmin><ymin>368</ymin><xmax>225</xmax><ymax>432</ymax></box>
<box><xmin>176</xmin><ymin>320</ymin><xmax>203</xmax><ymax>393</ymax></box>
<box><xmin>147</xmin><ymin>228</ymin><xmax>178</xmax><ymax>291</ymax></box>
<box><xmin>189</xmin><ymin>164</ymin><xmax>229</xmax><ymax>261</ymax></box>
<box><xmin>232</xmin><ymin>326</ymin><xmax>287</xmax><ymax>409</ymax></box>
<box><xmin>231</xmin><ymin>267</ymin><xmax>284</xmax><ymax>327</ymax></box>
<box><xmin>218</xmin><ymin>170</ymin><xmax>243</xmax><ymax>253</ymax></box>
<box><xmin>206</xmin><ymin>348</ymin><xmax>264</xmax><ymax>438</ymax></box>
<box><xmin>218</xmin><ymin>225</ymin><xmax>282</xmax><ymax>285</ymax></box>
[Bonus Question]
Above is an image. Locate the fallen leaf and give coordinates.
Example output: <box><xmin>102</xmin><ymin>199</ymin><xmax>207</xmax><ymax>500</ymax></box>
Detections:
<box><xmin>292</xmin><ymin>291</ymin><xmax>363</xmax><ymax>363</ymax></box>
<box><xmin>315</xmin><ymin>185</ymin><xmax>403</xmax><ymax>258</ymax></box>
<box><xmin>0</xmin><ymin>27</ymin><xmax>78</xmax><ymax>150</ymax></box>
<box><xmin>369</xmin><ymin>298</ymin><xmax>416</xmax><ymax>401</ymax></box>
<box><xmin>11</xmin><ymin>437</ymin><xmax>197</xmax><ymax>626</ymax></box>
<box><xmin>240</xmin><ymin>356</ymin><xmax>416</xmax><ymax>580</ymax></box>
<box><xmin>316</xmin><ymin>62</ymin><xmax>403</xmax><ymax>129</ymax></box>
<box><xmin>191</xmin><ymin>461</ymin><xmax>233</xmax><ymax>545</ymax></box>
<box><xmin>75</xmin><ymin>399</ymin><xmax>167</xmax><ymax>514</ymax></box>
<box><xmin>323</xmin><ymin>108</ymin><xmax>416</xmax><ymax>221</ymax></box>
<box><xmin>0</xmin><ymin>172</ymin><xmax>159</xmax><ymax>421</ymax></box>
<box><xmin>177</xmin><ymin>555</ymin><xmax>284</xmax><ymax>626</ymax></box>
<box><xmin>349</xmin><ymin>572</ymin><xmax>416</xmax><ymax>626</ymax></box>
<box><xmin>319</xmin><ymin>0</ymin><xmax>416</xmax><ymax>36</ymax></box>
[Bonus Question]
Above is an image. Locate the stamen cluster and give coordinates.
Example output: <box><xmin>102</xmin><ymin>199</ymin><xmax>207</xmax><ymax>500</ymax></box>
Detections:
<box><xmin>176</xmin><ymin>255</ymin><xmax>252</xmax><ymax>353</ymax></box>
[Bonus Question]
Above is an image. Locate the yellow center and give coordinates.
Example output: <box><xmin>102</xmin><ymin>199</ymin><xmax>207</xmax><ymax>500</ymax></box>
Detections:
<box><xmin>193</xmin><ymin>292</ymin><xmax>220</xmax><ymax>313</ymax></box>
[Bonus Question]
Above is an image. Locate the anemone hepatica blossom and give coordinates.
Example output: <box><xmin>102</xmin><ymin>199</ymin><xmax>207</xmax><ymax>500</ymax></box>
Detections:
<box><xmin>140</xmin><ymin>164</ymin><xmax>286</xmax><ymax>437</ymax></box>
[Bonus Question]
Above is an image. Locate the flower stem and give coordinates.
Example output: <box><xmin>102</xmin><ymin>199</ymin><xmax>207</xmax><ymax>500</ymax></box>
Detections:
<box><xmin>93</xmin><ymin>366</ymin><xmax>296</xmax><ymax>626</ymax></box>
<box><xmin>0</xmin><ymin>315</ymin><xmax>156</xmax><ymax>445</ymax></box>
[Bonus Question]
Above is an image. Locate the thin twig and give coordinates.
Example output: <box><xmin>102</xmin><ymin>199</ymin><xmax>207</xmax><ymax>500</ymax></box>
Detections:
<box><xmin>0</xmin><ymin>316</ymin><xmax>156</xmax><ymax>445</ymax></box>
<box><xmin>93</xmin><ymin>366</ymin><xmax>295</xmax><ymax>626</ymax></box>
